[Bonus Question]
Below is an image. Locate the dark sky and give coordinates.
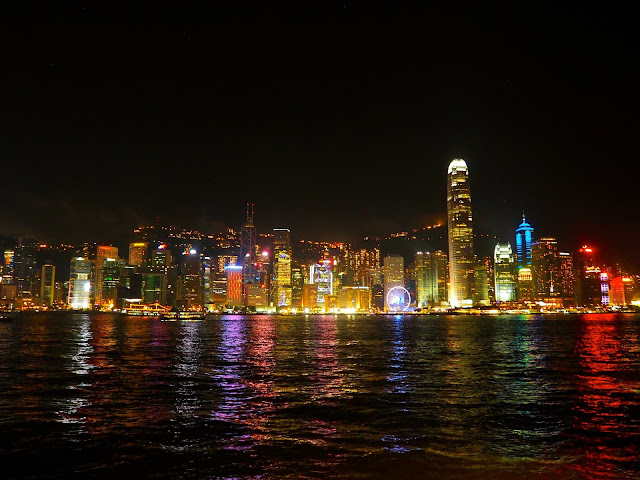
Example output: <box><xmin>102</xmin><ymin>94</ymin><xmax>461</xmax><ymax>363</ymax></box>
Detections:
<box><xmin>3</xmin><ymin>3</ymin><xmax>639</xmax><ymax>269</ymax></box>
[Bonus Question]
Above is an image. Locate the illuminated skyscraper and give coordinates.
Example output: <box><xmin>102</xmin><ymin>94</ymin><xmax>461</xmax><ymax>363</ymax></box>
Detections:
<box><xmin>271</xmin><ymin>229</ymin><xmax>292</xmax><ymax>309</ymax></box>
<box><xmin>225</xmin><ymin>265</ymin><xmax>243</xmax><ymax>308</ymax></box>
<box><xmin>557</xmin><ymin>252</ymin><xmax>575</xmax><ymax>300</ymax></box>
<box><xmin>40</xmin><ymin>264</ymin><xmax>56</xmax><ymax>308</ymax></box>
<box><xmin>531</xmin><ymin>237</ymin><xmax>558</xmax><ymax>299</ymax></box>
<box><xmin>310</xmin><ymin>260</ymin><xmax>333</xmax><ymax>307</ymax></box>
<box><xmin>68</xmin><ymin>257</ymin><xmax>94</xmax><ymax>310</ymax></box>
<box><xmin>100</xmin><ymin>258</ymin><xmax>126</xmax><ymax>309</ymax></box>
<box><xmin>515</xmin><ymin>215</ymin><xmax>534</xmax><ymax>270</ymax></box>
<box><xmin>414</xmin><ymin>251</ymin><xmax>447</xmax><ymax>308</ymax></box>
<box><xmin>14</xmin><ymin>237</ymin><xmax>38</xmax><ymax>299</ymax></box>
<box><xmin>181</xmin><ymin>250</ymin><xmax>203</xmax><ymax>310</ymax></box>
<box><xmin>240</xmin><ymin>203</ymin><xmax>258</xmax><ymax>295</ymax></box>
<box><xmin>128</xmin><ymin>242</ymin><xmax>147</xmax><ymax>267</ymax></box>
<box><xmin>446</xmin><ymin>158</ymin><xmax>474</xmax><ymax>307</ymax></box>
<box><xmin>94</xmin><ymin>245</ymin><xmax>118</xmax><ymax>307</ymax></box>
<box><xmin>383</xmin><ymin>254</ymin><xmax>404</xmax><ymax>311</ymax></box>
<box><xmin>3</xmin><ymin>249</ymin><xmax>15</xmax><ymax>284</ymax></box>
<box><xmin>494</xmin><ymin>243</ymin><xmax>516</xmax><ymax>303</ymax></box>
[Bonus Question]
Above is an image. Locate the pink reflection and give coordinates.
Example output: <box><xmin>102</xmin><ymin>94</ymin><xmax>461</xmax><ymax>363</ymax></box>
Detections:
<box><xmin>310</xmin><ymin>316</ymin><xmax>344</xmax><ymax>398</ymax></box>
<box><xmin>573</xmin><ymin>314</ymin><xmax>639</xmax><ymax>479</ymax></box>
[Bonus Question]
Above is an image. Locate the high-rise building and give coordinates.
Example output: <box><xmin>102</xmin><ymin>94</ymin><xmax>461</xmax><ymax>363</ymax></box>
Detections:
<box><xmin>557</xmin><ymin>252</ymin><xmax>575</xmax><ymax>301</ymax></box>
<box><xmin>302</xmin><ymin>283</ymin><xmax>318</xmax><ymax>311</ymax></box>
<box><xmin>609</xmin><ymin>277</ymin><xmax>634</xmax><ymax>306</ymax></box>
<box><xmin>515</xmin><ymin>215</ymin><xmax>534</xmax><ymax>270</ymax></box>
<box><xmin>272</xmin><ymin>229</ymin><xmax>292</xmax><ymax>309</ymax></box>
<box><xmin>339</xmin><ymin>286</ymin><xmax>371</xmax><ymax>312</ymax></box>
<box><xmin>531</xmin><ymin>237</ymin><xmax>559</xmax><ymax>299</ymax></box>
<box><xmin>514</xmin><ymin>216</ymin><xmax>534</xmax><ymax>302</ymax></box>
<box><xmin>291</xmin><ymin>263</ymin><xmax>304</xmax><ymax>308</ymax></box>
<box><xmin>447</xmin><ymin>158</ymin><xmax>474</xmax><ymax>307</ymax></box>
<box><xmin>100</xmin><ymin>258</ymin><xmax>126</xmax><ymax>309</ymax></box>
<box><xmin>14</xmin><ymin>237</ymin><xmax>38</xmax><ymax>299</ymax></box>
<box><xmin>128</xmin><ymin>242</ymin><xmax>147</xmax><ymax>267</ymax></box>
<box><xmin>240</xmin><ymin>203</ymin><xmax>259</xmax><ymax>295</ymax></box>
<box><xmin>348</xmin><ymin>247</ymin><xmax>381</xmax><ymax>287</ymax></box>
<box><xmin>216</xmin><ymin>254</ymin><xmax>237</xmax><ymax>274</ymax></box>
<box><xmin>494</xmin><ymin>243</ymin><xmax>516</xmax><ymax>303</ymax></box>
<box><xmin>40</xmin><ymin>264</ymin><xmax>56</xmax><ymax>308</ymax></box>
<box><xmin>414</xmin><ymin>251</ymin><xmax>447</xmax><ymax>308</ymax></box>
<box><xmin>68</xmin><ymin>257</ymin><xmax>94</xmax><ymax>310</ymax></box>
<box><xmin>473</xmin><ymin>263</ymin><xmax>490</xmax><ymax>305</ymax></box>
<box><xmin>383</xmin><ymin>254</ymin><xmax>404</xmax><ymax>311</ymax></box>
<box><xmin>141</xmin><ymin>273</ymin><xmax>166</xmax><ymax>305</ymax></box>
<box><xmin>151</xmin><ymin>245</ymin><xmax>173</xmax><ymax>271</ymax></box>
<box><xmin>575</xmin><ymin>245</ymin><xmax>608</xmax><ymax>307</ymax></box>
<box><xmin>181</xmin><ymin>250</ymin><xmax>203</xmax><ymax>310</ymax></box>
<box><xmin>94</xmin><ymin>245</ymin><xmax>119</xmax><ymax>307</ymax></box>
<box><xmin>225</xmin><ymin>265</ymin><xmax>243</xmax><ymax>308</ymax></box>
<box><xmin>310</xmin><ymin>260</ymin><xmax>333</xmax><ymax>307</ymax></box>
<box><xmin>3</xmin><ymin>249</ymin><xmax>14</xmax><ymax>284</ymax></box>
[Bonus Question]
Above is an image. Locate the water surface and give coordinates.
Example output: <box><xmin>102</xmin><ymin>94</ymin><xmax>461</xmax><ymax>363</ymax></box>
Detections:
<box><xmin>1</xmin><ymin>313</ymin><xmax>639</xmax><ymax>479</ymax></box>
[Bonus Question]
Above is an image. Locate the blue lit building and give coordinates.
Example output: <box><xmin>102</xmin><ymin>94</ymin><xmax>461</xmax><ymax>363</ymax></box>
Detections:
<box><xmin>515</xmin><ymin>214</ymin><xmax>534</xmax><ymax>271</ymax></box>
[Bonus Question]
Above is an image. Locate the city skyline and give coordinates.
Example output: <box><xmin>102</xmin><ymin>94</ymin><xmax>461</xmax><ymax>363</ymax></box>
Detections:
<box><xmin>3</xmin><ymin>4</ymin><xmax>639</xmax><ymax>270</ymax></box>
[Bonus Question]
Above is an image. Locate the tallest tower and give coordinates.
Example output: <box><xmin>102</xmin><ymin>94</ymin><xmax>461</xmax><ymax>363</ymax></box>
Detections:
<box><xmin>447</xmin><ymin>158</ymin><xmax>475</xmax><ymax>307</ymax></box>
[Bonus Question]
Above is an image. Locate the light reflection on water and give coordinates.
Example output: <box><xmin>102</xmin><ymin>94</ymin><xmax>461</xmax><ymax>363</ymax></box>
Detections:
<box><xmin>0</xmin><ymin>312</ymin><xmax>639</xmax><ymax>479</ymax></box>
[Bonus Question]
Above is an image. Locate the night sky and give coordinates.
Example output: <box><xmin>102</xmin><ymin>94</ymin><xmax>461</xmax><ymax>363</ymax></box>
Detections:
<box><xmin>3</xmin><ymin>3</ymin><xmax>639</xmax><ymax>269</ymax></box>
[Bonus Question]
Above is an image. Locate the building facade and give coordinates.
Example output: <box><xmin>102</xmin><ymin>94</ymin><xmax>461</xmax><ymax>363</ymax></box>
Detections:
<box><xmin>447</xmin><ymin>158</ymin><xmax>474</xmax><ymax>307</ymax></box>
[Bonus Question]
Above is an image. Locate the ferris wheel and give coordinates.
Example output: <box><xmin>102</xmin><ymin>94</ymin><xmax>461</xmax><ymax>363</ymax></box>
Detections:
<box><xmin>386</xmin><ymin>286</ymin><xmax>411</xmax><ymax>312</ymax></box>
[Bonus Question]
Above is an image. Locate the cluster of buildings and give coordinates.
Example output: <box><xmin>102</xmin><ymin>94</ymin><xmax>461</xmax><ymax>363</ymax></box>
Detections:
<box><xmin>1</xmin><ymin>159</ymin><xmax>638</xmax><ymax>314</ymax></box>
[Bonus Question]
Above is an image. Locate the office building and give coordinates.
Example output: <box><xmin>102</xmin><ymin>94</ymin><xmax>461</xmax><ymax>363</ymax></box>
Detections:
<box><xmin>383</xmin><ymin>254</ymin><xmax>404</xmax><ymax>311</ymax></box>
<box><xmin>447</xmin><ymin>158</ymin><xmax>474</xmax><ymax>307</ymax></box>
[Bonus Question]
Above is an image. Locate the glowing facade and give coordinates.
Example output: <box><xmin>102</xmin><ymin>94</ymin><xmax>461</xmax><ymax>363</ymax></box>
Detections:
<box><xmin>494</xmin><ymin>243</ymin><xmax>516</xmax><ymax>303</ymax></box>
<box><xmin>515</xmin><ymin>215</ymin><xmax>534</xmax><ymax>270</ymax></box>
<box><xmin>225</xmin><ymin>265</ymin><xmax>243</xmax><ymax>307</ymax></box>
<box><xmin>272</xmin><ymin>229</ymin><xmax>292</xmax><ymax>309</ymax></box>
<box><xmin>447</xmin><ymin>158</ymin><xmax>474</xmax><ymax>307</ymax></box>
<box><xmin>128</xmin><ymin>242</ymin><xmax>147</xmax><ymax>267</ymax></box>
<box><xmin>68</xmin><ymin>257</ymin><xmax>94</xmax><ymax>310</ymax></box>
<box><xmin>383</xmin><ymin>254</ymin><xmax>404</xmax><ymax>311</ymax></box>
<box><xmin>414</xmin><ymin>251</ymin><xmax>447</xmax><ymax>308</ymax></box>
<box><xmin>310</xmin><ymin>261</ymin><xmax>333</xmax><ymax>307</ymax></box>
<box><xmin>95</xmin><ymin>245</ymin><xmax>119</xmax><ymax>307</ymax></box>
<box><xmin>40</xmin><ymin>264</ymin><xmax>56</xmax><ymax>308</ymax></box>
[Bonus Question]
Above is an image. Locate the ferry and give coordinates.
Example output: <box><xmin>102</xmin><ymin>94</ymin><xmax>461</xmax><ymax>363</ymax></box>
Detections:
<box><xmin>159</xmin><ymin>310</ymin><xmax>205</xmax><ymax>321</ymax></box>
<box><xmin>121</xmin><ymin>303</ymin><xmax>171</xmax><ymax>316</ymax></box>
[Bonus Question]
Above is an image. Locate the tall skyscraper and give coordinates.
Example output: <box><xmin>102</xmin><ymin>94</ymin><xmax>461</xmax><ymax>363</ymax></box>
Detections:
<box><xmin>68</xmin><ymin>257</ymin><xmax>94</xmax><ymax>310</ymax></box>
<box><xmin>181</xmin><ymin>250</ymin><xmax>203</xmax><ymax>310</ymax></box>
<box><xmin>383</xmin><ymin>254</ymin><xmax>404</xmax><ymax>311</ymax></box>
<box><xmin>225</xmin><ymin>265</ymin><xmax>243</xmax><ymax>308</ymax></box>
<box><xmin>310</xmin><ymin>260</ymin><xmax>333</xmax><ymax>308</ymax></box>
<box><xmin>128</xmin><ymin>242</ymin><xmax>147</xmax><ymax>267</ymax></box>
<box><xmin>515</xmin><ymin>214</ymin><xmax>534</xmax><ymax>270</ymax></box>
<box><xmin>271</xmin><ymin>228</ymin><xmax>292</xmax><ymax>309</ymax></box>
<box><xmin>446</xmin><ymin>158</ymin><xmax>474</xmax><ymax>307</ymax></box>
<box><xmin>40</xmin><ymin>264</ymin><xmax>56</xmax><ymax>308</ymax></box>
<box><xmin>531</xmin><ymin>237</ymin><xmax>558</xmax><ymax>299</ymax></box>
<box><xmin>494</xmin><ymin>243</ymin><xmax>516</xmax><ymax>303</ymax></box>
<box><xmin>240</xmin><ymin>203</ymin><xmax>258</xmax><ymax>294</ymax></box>
<box><xmin>94</xmin><ymin>245</ymin><xmax>119</xmax><ymax>307</ymax></box>
<box><xmin>414</xmin><ymin>251</ymin><xmax>447</xmax><ymax>308</ymax></box>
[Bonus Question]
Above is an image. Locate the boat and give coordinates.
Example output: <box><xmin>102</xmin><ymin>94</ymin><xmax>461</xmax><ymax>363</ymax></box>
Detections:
<box><xmin>121</xmin><ymin>303</ymin><xmax>171</xmax><ymax>316</ymax></box>
<box><xmin>159</xmin><ymin>310</ymin><xmax>205</xmax><ymax>321</ymax></box>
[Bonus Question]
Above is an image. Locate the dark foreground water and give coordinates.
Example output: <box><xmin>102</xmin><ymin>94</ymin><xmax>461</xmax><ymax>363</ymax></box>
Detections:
<box><xmin>1</xmin><ymin>313</ymin><xmax>640</xmax><ymax>479</ymax></box>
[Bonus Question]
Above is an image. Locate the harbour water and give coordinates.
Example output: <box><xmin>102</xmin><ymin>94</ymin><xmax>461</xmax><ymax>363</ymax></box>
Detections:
<box><xmin>1</xmin><ymin>312</ymin><xmax>639</xmax><ymax>479</ymax></box>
